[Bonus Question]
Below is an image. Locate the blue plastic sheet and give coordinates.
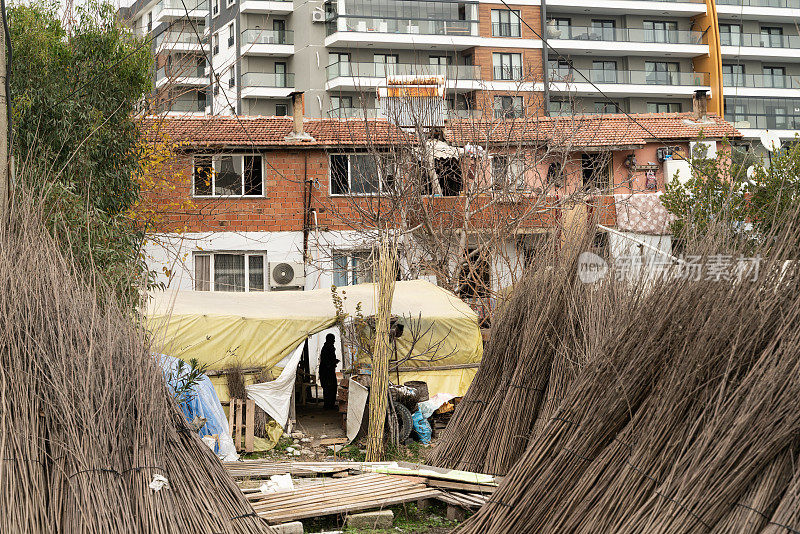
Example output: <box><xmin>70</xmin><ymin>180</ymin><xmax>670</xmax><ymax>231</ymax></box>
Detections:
<box><xmin>412</xmin><ymin>409</ymin><xmax>432</xmax><ymax>445</ymax></box>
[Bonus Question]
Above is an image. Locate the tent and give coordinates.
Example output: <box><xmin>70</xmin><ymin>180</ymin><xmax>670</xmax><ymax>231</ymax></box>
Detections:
<box><xmin>146</xmin><ymin>280</ymin><xmax>483</xmax><ymax>411</ymax></box>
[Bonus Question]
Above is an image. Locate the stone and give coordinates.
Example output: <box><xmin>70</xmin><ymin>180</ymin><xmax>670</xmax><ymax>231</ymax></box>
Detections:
<box><xmin>270</xmin><ymin>521</ymin><xmax>304</xmax><ymax>534</ymax></box>
<box><xmin>344</xmin><ymin>510</ymin><xmax>394</xmax><ymax>530</ymax></box>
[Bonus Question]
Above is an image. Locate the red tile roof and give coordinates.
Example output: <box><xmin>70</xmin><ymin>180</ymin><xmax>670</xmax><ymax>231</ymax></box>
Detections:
<box><xmin>445</xmin><ymin>112</ymin><xmax>740</xmax><ymax>148</ymax></box>
<box><xmin>142</xmin><ymin>115</ymin><xmax>410</xmax><ymax>147</ymax></box>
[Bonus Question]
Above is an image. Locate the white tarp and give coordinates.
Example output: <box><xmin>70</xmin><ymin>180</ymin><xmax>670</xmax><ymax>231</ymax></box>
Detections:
<box><xmin>245</xmin><ymin>343</ymin><xmax>305</xmax><ymax>427</ymax></box>
<box><xmin>346</xmin><ymin>379</ymin><xmax>370</xmax><ymax>442</ymax></box>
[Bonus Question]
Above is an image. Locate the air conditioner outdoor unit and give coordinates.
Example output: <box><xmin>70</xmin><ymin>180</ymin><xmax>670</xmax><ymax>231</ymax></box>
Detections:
<box><xmin>269</xmin><ymin>261</ymin><xmax>305</xmax><ymax>290</ymax></box>
<box><xmin>311</xmin><ymin>9</ymin><xmax>325</xmax><ymax>22</ymax></box>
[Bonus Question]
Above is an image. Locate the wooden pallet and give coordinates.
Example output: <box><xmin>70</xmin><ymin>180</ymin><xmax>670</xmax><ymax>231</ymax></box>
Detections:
<box><xmin>226</xmin><ymin>398</ymin><xmax>255</xmax><ymax>453</ymax></box>
<box><xmin>246</xmin><ymin>473</ymin><xmax>441</xmax><ymax>524</ymax></box>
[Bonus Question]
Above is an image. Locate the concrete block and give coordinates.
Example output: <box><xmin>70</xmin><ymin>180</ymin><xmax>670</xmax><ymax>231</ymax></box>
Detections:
<box><xmin>271</xmin><ymin>521</ymin><xmax>304</xmax><ymax>534</ymax></box>
<box><xmin>344</xmin><ymin>510</ymin><xmax>394</xmax><ymax>529</ymax></box>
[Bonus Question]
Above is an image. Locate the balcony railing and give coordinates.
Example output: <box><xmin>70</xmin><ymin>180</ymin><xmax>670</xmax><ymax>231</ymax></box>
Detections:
<box><xmin>717</xmin><ymin>0</ymin><xmax>800</xmax><ymax>7</ymax></box>
<box><xmin>167</xmin><ymin>99</ymin><xmax>207</xmax><ymax>113</ymax></box>
<box><xmin>547</xmin><ymin>25</ymin><xmax>703</xmax><ymax>45</ymax></box>
<box><xmin>155</xmin><ymin>30</ymin><xmax>206</xmax><ymax>48</ymax></box>
<box><xmin>723</xmin><ymin>73</ymin><xmax>800</xmax><ymax>89</ymax></box>
<box><xmin>327</xmin><ymin>107</ymin><xmax>381</xmax><ymax>118</ymax></box>
<box><xmin>240</xmin><ymin>28</ymin><xmax>294</xmax><ymax>45</ymax></box>
<box><xmin>326</xmin><ymin>17</ymin><xmax>477</xmax><ymax>37</ymax></box>
<box><xmin>725</xmin><ymin>111</ymin><xmax>800</xmax><ymax>130</ymax></box>
<box><xmin>551</xmin><ymin>69</ymin><xmax>709</xmax><ymax>86</ymax></box>
<box><xmin>241</xmin><ymin>72</ymin><xmax>295</xmax><ymax>88</ymax></box>
<box><xmin>492</xmin><ymin>22</ymin><xmax>521</xmax><ymax>37</ymax></box>
<box><xmin>157</xmin><ymin>64</ymin><xmax>206</xmax><ymax>80</ymax></box>
<box><xmin>326</xmin><ymin>61</ymin><xmax>480</xmax><ymax>81</ymax></box>
<box><xmin>720</xmin><ymin>33</ymin><xmax>800</xmax><ymax>48</ymax></box>
<box><xmin>155</xmin><ymin>0</ymin><xmax>208</xmax><ymax>15</ymax></box>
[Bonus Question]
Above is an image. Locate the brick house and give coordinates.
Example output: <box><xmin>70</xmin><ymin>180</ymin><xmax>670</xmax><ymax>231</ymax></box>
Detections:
<box><xmin>140</xmin><ymin>109</ymin><xmax>738</xmax><ymax>296</ymax></box>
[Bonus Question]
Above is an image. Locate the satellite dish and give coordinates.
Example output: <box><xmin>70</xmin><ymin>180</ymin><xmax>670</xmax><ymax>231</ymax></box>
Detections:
<box><xmin>760</xmin><ymin>130</ymin><xmax>782</xmax><ymax>153</ymax></box>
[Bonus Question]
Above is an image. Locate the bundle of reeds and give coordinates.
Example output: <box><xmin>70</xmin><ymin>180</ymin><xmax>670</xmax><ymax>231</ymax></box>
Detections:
<box><xmin>452</xmin><ymin>216</ymin><xmax>800</xmax><ymax>533</ymax></box>
<box><xmin>0</xmin><ymin>192</ymin><xmax>273</xmax><ymax>533</ymax></box>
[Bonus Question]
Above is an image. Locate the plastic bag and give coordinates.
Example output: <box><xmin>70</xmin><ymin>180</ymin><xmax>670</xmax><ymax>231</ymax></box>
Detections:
<box><xmin>411</xmin><ymin>409</ymin><xmax>432</xmax><ymax>445</ymax></box>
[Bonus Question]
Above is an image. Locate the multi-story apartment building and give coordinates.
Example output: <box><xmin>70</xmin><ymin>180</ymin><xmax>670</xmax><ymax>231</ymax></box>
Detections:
<box><xmin>122</xmin><ymin>0</ymin><xmax>799</xmax><ymax>144</ymax></box>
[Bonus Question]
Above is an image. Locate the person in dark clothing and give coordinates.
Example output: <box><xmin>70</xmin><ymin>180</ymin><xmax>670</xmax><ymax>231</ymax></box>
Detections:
<box><xmin>319</xmin><ymin>334</ymin><xmax>340</xmax><ymax>409</ymax></box>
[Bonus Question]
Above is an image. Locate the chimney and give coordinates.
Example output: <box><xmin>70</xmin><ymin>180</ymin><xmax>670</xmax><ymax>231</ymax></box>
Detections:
<box><xmin>284</xmin><ymin>92</ymin><xmax>315</xmax><ymax>142</ymax></box>
<box><xmin>692</xmin><ymin>89</ymin><xmax>708</xmax><ymax>121</ymax></box>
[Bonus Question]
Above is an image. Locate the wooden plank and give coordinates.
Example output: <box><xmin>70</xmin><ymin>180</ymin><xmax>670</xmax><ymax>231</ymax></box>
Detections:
<box><xmin>235</xmin><ymin>399</ymin><xmax>243</xmax><ymax>450</ymax></box>
<box><xmin>245</xmin><ymin>399</ymin><xmax>255</xmax><ymax>453</ymax></box>
<box><xmin>425</xmin><ymin>479</ymin><xmax>497</xmax><ymax>494</ymax></box>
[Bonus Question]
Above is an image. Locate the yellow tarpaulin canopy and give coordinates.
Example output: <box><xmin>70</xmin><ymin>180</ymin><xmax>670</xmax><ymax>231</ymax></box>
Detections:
<box><xmin>146</xmin><ymin>280</ymin><xmax>483</xmax><ymax>398</ymax></box>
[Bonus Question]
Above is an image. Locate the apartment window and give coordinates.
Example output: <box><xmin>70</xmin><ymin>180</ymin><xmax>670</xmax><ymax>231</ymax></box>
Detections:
<box><xmin>591</xmin><ymin>61</ymin><xmax>617</xmax><ymax>84</ymax></box>
<box><xmin>213</xmin><ymin>33</ymin><xmax>220</xmax><ymax>55</ymax></box>
<box><xmin>228</xmin><ymin>23</ymin><xmax>235</xmax><ymax>47</ymax></box>
<box><xmin>226</xmin><ymin>0</ymin><xmax>235</xmax><ymax>8</ymax></box>
<box><xmin>276</xmin><ymin>103</ymin><xmax>288</xmax><ymax>116</ymax></box>
<box><xmin>331</xmin><ymin>53</ymin><xmax>350</xmax><ymax>76</ymax></box>
<box><xmin>374</xmin><ymin>54</ymin><xmax>399</xmax><ymax>78</ymax></box>
<box><xmin>194</xmin><ymin>252</ymin><xmax>266</xmax><ymax>292</ymax></box>
<box><xmin>494</xmin><ymin>96</ymin><xmax>523</xmax><ymax>119</ymax></box>
<box><xmin>193</xmin><ymin>154</ymin><xmax>264</xmax><ymax>196</ymax></box>
<box><xmin>645</xmin><ymin>61</ymin><xmax>679</xmax><ymax>85</ymax></box>
<box><xmin>550</xmin><ymin>18</ymin><xmax>571</xmax><ymax>38</ymax></box>
<box><xmin>330</xmin><ymin>154</ymin><xmax>393</xmax><ymax>195</ymax></box>
<box><xmin>491</xmin><ymin>9</ymin><xmax>521</xmax><ymax>37</ymax></box>
<box><xmin>582</xmin><ymin>153</ymin><xmax>610</xmax><ymax>191</ymax></box>
<box><xmin>644</xmin><ymin>21</ymin><xmax>678</xmax><ymax>44</ymax></box>
<box><xmin>722</xmin><ymin>63</ymin><xmax>744</xmax><ymax>86</ymax></box>
<box><xmin>590</xmin><ymin>20</ymin><xmax>615</xmax><ymax>41</ymax></box>
<box><xmin>273</xmin><ymin>19</ymin><xmax>287</xmax><ymax>43</ymax></box>
<box><xmin>492</xmin><ymin>155</ymin><xmax>527</xmax><ymax>191</ymax></box>
<box><xmin>333</xmin><ymin>250</ymin><xmax>375</xmax><ymax>286</ymax></box>
<box><xmin>227</xmin><ymin>67</ymin><xmax>235</xmax><ymax>88</ymax></box>
<box><xmin>429</xmin><ymin>56</ymin><xmax>451</xmax><ymax>76</ymax></box>
<box><xmin>274</xmin><ymin>62</ymin><xmax>287</xmax><ymax>87</ymax></box>
<box><xmin>764</xmin><ymin>66</ymin><xmax>786</xmax><ymax>88</ymax></box>
<box><xmin>458</xmin><ymin>249</ymin><xmax>490</xmax><ymax>299</ymax></box>
<box><xmin>549</xmin><ymin>98</ymin><xmax>573</xmax><ymax>116</ymax></box>
<box><xmin>331</xmin><ymin>95</ymin><xmax>353</xmax><ymax>110</ymax></box>
<box><xmin>719</xmin><ymin>24</ymin><xmax>742</xmax><ymax>46</ymax></box>
<box><xmin>549</xmin><ymin>59</ymin><xmax>573</xmax><ymax>81</ymax></box>
<box><xmin>493</xmin><ymin>53</ymin><xmax>522</xmax><ymax>80</ymax></box>
<box><xmin>197</xmin><ymin>91</ymin><xmax>207</xmax><ymax>111</ymax></box>
<box><xmin>212</xmin><ymin>0</ymin><xmax>219</xmax><ymax>17</ymax></box>
<box><xmin>647</xmin><ymin>102</ymin><xmax>681</xmax><ymax>113</ymax></box>
<box><xmin>213</xmin><ymin>81</ymin><xmax>220</xmax><ymax>95</ymax></box>
<box><xmin>147</xmin><ymin>12</ymin><xmax>152</xmax><ymax>33</ymax></box>
<box><xmin>761</xmin><ymin>27</ymin><xmax>783</xmax><ymax>48</ymax></box>
<box><xmin>594</xmin><ymin>101</ymin><xmax>619</xmax><ymax>114</ymax></box>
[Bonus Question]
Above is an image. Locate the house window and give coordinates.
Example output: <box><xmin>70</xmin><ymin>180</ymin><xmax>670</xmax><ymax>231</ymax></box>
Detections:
<box><xmin>645</xmin><ymin>61</ymin><xmax>679</xmax><ymax>85</ymax></box>
<box><xmin>547</xmin><ymin>161</ymin><xmax>563</xmax><ymax>186</ymax></box>
<box><xmin>194</xmin><ymin>252</ymin><xmax>266</xmax><ymax>292</ymax></box>
<box><xmin>332</xmin><ymin>250</ymin><xmax>376</xmax><ymax>286</ymax></box>
<box><xmin>228</xmin><ymin>66</ymin><xmax>235</xmax><ymax>88</ymax></box>
<box><xmin>722</xmin><ymin>63</ymin><xmax>744</xmax><ymax>86</ymax></box>
<box><xmin>491</xmin><ymin>9</ymin><xmax>521</xmax><ymax>37</ymax></box>
<box><xmin>644</xmin><ymin>20</ymin><xmax>678</xmax><ymax>43</ymax></box>
<box><xmin>458</xmin><ymin>249</ymin><xmax>490</xmax><ymax>299</ymax></box>
<box><xmin>493</xmin><ymin>53</ymin><xmax>522</xmax><ymax>80</ymax></box>
<box><xmin>494</xmin><ymin>96</ymin><xmax>523</xmax><ymax>119</ymax></box>
<box><xmin>147</xmin><ymin>12</ymin><xmax>152</xmax><ymax>33</ymax></box>
<box><xmin>330</xmin><ymin>154</ymin><xmax>392</xmax><ymax>195</ymax></box>
<box><xmin>592</xmin><ymin>232</ymin><xmax>610</xmax><ymax>259</ymax></box>
<box><xmin>226</xmin><ymin>0</ymin><xmax>235</xmax><ymax>8</ymax></box>
<box><xmin>193</xmin><ymin>154</ymin><xmax>264</xmax><ymax>196</ymax></box>
<box><xmin>212</xmin><ymin>0</ymin><xmax>219</xmax><ymax>17</ymax></box>
<box><xmin>213</xmin><ymin>33</ymin><xmax>220</xmax><ymax>55</ymax></box>
<box><xmin>492</xmin><ymin>155</ymin><xmax>526</xmax><ymax>191</ymax></box>
<box><xmin>228</xmin><ymin>23</ymin><xmax>235</xmax><ymax>47</ymax></box>
<box><xmin>582</xmin><ymin>153</ymin><xmax>610</xmax><ymax>191</ymax></box>
<box><xmin>647</xmin><ymin>102</ymin><xmax>681</xmax><ymax>113</ymax></box>
<box><xmin>761</xmin><ymin>26</ymin><xmax>783</xmax><ymax>48</ymax></box>
<box><xmin>591</xmin><ymin>61</ymin><xmax>617</xmax><ymax>84</ymax></box>
<box><xmin>276</xmin><ymin>103</ymin><xmax>288</xmax><ymax>116</ymax></box>
<box><xmin>719</xmin><ymin>24</ymin><xmax>741</xmax><ymax>46</ymax></box>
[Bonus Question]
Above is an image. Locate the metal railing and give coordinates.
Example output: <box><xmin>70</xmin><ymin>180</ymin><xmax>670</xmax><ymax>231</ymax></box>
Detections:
<box><xmin>327</xmin><ymin>107</ymin><xmax>381</xmax><ymax>118</ymax></box>
<box><xmin>326</xmin><ymin>17</ymin><xmax>477</xmax><ymax>37</ymax></box>
<box><xmin>168</xmin><ymin>99</ymin><xmax>207</xmax><ymax>112</ymax></box>
<box><xmin>155</xmin><ymin>30</ymin><xmax>206</xmax><ymax>48</ymax></box>
<box><xmin>326</xmin><ymin>61</ymin><xmax>480</xmax><ymax>81</ymax></box>
<box><xmin>240</xmin><ymin>72</ymin><xmax>295</xmax><ymax>88</ymax></box>
<box><xmin>720</xmin><ymin>32</ymin><xmax>800</xmax><ymax>48</ymax></box>
<box><xmin>717</xmin><ymin>0</ymin><xmax>800</xmax><ymax>7</ymax></box>
<box><xmin>722</xmin><ymin>73</ymin><xmax>800</xmax><ymax>89</ymax></box>
<box><xmin>156</xmin><ymin>64</ymin><xmax>207</xmax><ymax>80</ymax></box>
<box><xmin>493</xmin><ymin>66</ymin><xmax>524</xmax><ymax>81</ymax></box>
<box><xmin>240</xmin><ymin>28</ymin><xmax>294</xmax><ymax>45</ymax></box>
<box><xmin>546</xmin><ymin>25</ymin><xmax>703</xmax><ymax>45</ymax></box>
<box><xmin>492</xmin><ymin>22</ymin><xmax>521</xmax><ymax>37</ymax></box>
<box><xmin>550</xmin><ymin>69</ymin><xmax>709</xmax><ymax>86</ymax></box>
<box><xmin>724</xmin><ymin>112</ymin><xmax>800</xmax><ymax>130</ymax></box>
<box><xmin>156</xmin><ymin>0</ymin><xmax>208</xmax><ymax>14</ymax></box>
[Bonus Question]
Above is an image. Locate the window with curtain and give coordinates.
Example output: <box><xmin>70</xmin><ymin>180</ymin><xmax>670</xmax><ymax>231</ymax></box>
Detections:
<box><xmin>493</xmin><ymin>53</ymin><xmax>522</xmax><ymax>80</ymax></box>
<box><xmin>194</xmin><ymin>252</ymin><xmax>267</xmax><ymax>291</ymax></box>
<box><xmin>491</xmin><ymin>9</ymin><xmax>521</xmax><ymax>37</ymax></box>
<box><xmin>644</xmin><ymin>20</ymin><xmax>678</xmax><ymax>43</ymax></box>
<box><xmin>645</xmin><ymin>61</ymin><xmax>679</xmax><ymax>85</ymax></box>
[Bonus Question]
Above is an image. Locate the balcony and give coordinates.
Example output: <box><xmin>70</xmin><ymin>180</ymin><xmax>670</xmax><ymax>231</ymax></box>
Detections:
<box><xmin>546</xmin><ymin>25</ymin><xmax>705</xmax><ymax>57</ymax></box>
<box><xmin>327</xmin><ymin>107</ymin><xmax>381</xmax><ymax>119</ymax></box>
<box><xmin>545</xmin><ymin>0</ymin><xmax>706</xmax><ymax>17</ymax></box>
<box><xmin>720</xmin><ymin>32</ymin><xmax>800</xmax><ymax>61</ymax></box>
<box><xmin>156</xmin><ymin>65</ymin><xmax>208</xmax><ymax>89</ymax></box>
<box><xmin>326</xmin><ymin>62</ymin><xmax>482</xmax><ymax>92</ymax></box>
<box><xmin>240</xmin><ymin>29</ymin><xmax>294</xmax><ymax>56</ymax></box>
<box><xmin>240</xmin><ymin>0</ymin><xmax>294</xmax><ymax>14</ymax></box>
<box><xmin>153</xmin><ymin>0</ymin><xmax>208</xmax><ymax>23</ymax></box>
<box><xmin>722</xmin><ymin>73</ymin><xmax>800</xmax><ymax>97</ymax></box>
<box><xmin>164</xmin><ymin>98</ymin><xmax>208</xmax><ymax>114</ymax></box>
<box><xmin>325</xmin><ymin>16</ymin><xmax>479</xmax><ymax>50</ymax></box>
<box><xmin>240</xmin><ymin>72</ymin><xmax>295</xmax><ymax>99</ymax></box>
<box><xmin>154</xmin><ymin>30</ymin><xmax>207</xmax><ymax>53</ymax></box>
<box><xmin>549</xmin><ymin>69</ymin><xmax>710</xmax><ymax>97</ymax></box>
<box><xmin>718</xmin><ymin>0</ymin><xmax>799</xmax><ymax>5</ymax></box>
